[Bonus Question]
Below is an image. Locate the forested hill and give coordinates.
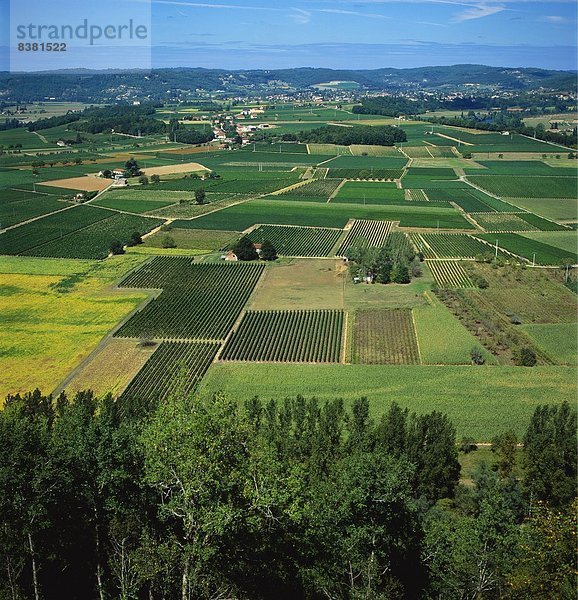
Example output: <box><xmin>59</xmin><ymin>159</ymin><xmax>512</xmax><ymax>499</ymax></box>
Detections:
<box><xmin>1</xmin><ymin>64</ymin><xmax>576</xmax><ymax>101</ymax></box>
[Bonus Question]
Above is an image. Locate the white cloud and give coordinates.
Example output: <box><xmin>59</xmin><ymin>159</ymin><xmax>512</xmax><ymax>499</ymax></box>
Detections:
<box><xmin>291</xmin><ymin>8</ymin><xmax>312</xmax><ymax>24</ymax></box>
<box><xmin>453</xmin><ymin>3</ymin><xmax>505</xmax><ymax>21</ymax></box>
<box><xmin>542</xmin><ymin>15</ymin><xmax>573</xmax><ymax>23</ymax></box>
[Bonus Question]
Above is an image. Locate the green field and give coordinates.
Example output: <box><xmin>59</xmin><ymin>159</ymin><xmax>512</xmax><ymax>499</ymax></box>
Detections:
<box><xmin>413</xmin><ymin>294</ymin><xmax>496</xmax><ymax>365</ymax></box>
<box><xmin>198</xmin><ymin>363</ymin><xmax>575</xmax><ymax>440</ymax></box>
<box><xmin>468</xmin><ymin>175</ymin><xmax>577</xmax><ymax>199</ymax></box>
<box><xmin>520</xmin><ymin>231</ymin><xmax>578</xmax><ymax>253</ymax></box>
<box><xmin>521</xmin><ymin>323</ymin><xmax>577</xmax><ymax>365</ymax></box>
<box><xmin>173</xmin><ymin>198</ymin><xmax>474</xmax><ymax>231</ymax></box>
<box><xmin>502</xmin><ymin>197</ymin><xmax>577</xmax><ymax>221</ymax></box>
<box><xmin>475</xmin><ymin>233</ymin><xmax>578</xmax><ymax>265</ymax></box>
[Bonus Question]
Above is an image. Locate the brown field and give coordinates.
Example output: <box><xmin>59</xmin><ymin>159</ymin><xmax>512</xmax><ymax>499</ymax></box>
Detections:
<box><xmin>141</xmin><ymin>162</ymin><xmax>210</xmax><ymax>176</ymax></box>
<box><xmin>40</xmin><ymin>176</ymin><xmax>112</xmax><ymax>192</ymax></box>
<box><xmin>248</xmin><ymin>258</ymin><xmax>346</xmax><ymax>310</ymax></box>
<box><xmin>61</xmin><ymin>338</ymin><xmax>158</xmax><ymax>397</ymax></box>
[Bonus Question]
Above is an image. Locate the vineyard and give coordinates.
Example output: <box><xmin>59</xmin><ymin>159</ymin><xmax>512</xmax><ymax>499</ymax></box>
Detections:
<box><xmin>352</xmin><ymin>309</ymin><xmax>420</xmax><ymax>365</ymax></box>
<box><xmin>467</xmin><ymin>175</ymin><xmax>577</xmax><ymax>199</ymax></box>
<box><xmin>406</xmin><ymin>189</ymin><xmax>428</xmax><ymax>201</ymax></box>
<box><xmin>326</xmin><ymin>168</ymin><xmax>404</xmax><ymax>180</ymax></box>
<box><xmin>278</xmin><ymin>178</ymin><xmax>343</xmax><ymax>198</ymax></box>
<box><xmin>469</xmin><ymin>212</ymin><xmax>539</xmax><ymax>232</ymax></box>
<box><xmin>120</xmin><ymin>341</ymin><xmax>220</xmax><ymax>404</ymax></box>
<box><xmin>333</xmin><ymin>181</ymin><xmax>406</xmax><ymax>204</ymax></box>
<box><xmin>428</xmin><ymin>260</ymin><xmax>474</xmax><ymax>288</ymax></box>
<box><xmin>221</xmin><ymin>309</ymin><xmax>344</xmax><ymax>363</ymax></box>
<box><xmin>115</xmin><ymin>259</ymin><xmax>264</xmax><ymax>340</ymax></box>
<box><xmin>0</xmin><ymin>204</ymin><xmax>114</xmax><ymax>255</ymax></box>
<box><xmin>0</xmin><ymin>191</ymin><xmax>66</xmax><ymax>228</ymax></box>
<box><xmin>22</xmin><ymin>214</ymin><xmax>164</xmax><ymax>259</ymax></box>
<box><xmin>475</xmin><ymin>233</ymin><xmax>578</xmax><ymax>265</ymax></box>
<box><xmin>338</xmin><ymin>219</ymin><xmax>394</xmax><ymax>254</ymax></box>
<box><xmin>409</xmin><ymin>233</ymin><xmax>504</xmax><ymax>259</ymax></box>
<box><xmin>246</xmin><ymin>224</ymin><xmax>342</xmax><ymax>257</ymax></box>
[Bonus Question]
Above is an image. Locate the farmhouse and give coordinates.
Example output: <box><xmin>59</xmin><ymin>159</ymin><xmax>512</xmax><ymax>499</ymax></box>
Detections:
<box><xmin>224</xmin><ymin>250</ymin><xmax>238</xmax><ymax>261</ymax></box>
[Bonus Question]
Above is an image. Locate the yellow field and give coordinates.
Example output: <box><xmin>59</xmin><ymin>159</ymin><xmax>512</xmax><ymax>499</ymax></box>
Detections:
<box><xmin>141</xmin><ymin>161</ymin><xmax>209</xmax><ymax>176</ymax></box>
<box><xmin>0</xmin><ymin>260</ymin><xmax>148</xmax><ymax>400</ymax></box>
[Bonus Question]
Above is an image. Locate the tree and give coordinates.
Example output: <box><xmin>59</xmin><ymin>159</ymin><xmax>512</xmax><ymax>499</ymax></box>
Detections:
<box><xmin>109</xmin><ymin>240</ymin><xmax>125</xmax><ymax>255</ymax></box>
<box><xmin>161</xmin><ymin>235</ymin><xmax>176</xmax><ymax>249</ymax></box>
<box><xmin>128</xmin><ymin>232</ymin><xmax>142</xmax><ymax>246</ymax></box>
<box><xmin>470</xmin><ymin>346</ymin><xmax>485</xmax><ymax>365</ymax></box>
<box><xmin>391</xmin><ymin>263</ymin><xmax>410</xmax><ymax>284</ymax></box>
<box><xmin>194</xmin><ymin>188</ymin><xmax>206</xmax><ymax>205</ymax></box>
<box><xmin>260</xmin><ymin>240</ymin><xmax>277</xmax><ymax>261</ymax></box>
<box><xmin>150</xmin><ymin>174</ymin><xmax>161</xmax><ymax>184</ymax></box>
<box><xmin>232</xmin><ymin>236</ymin><xmax>258</xmax><ymax>261</ymax></box>
<box><xmin>140</xmin><ymin>391</ymin><xmax>248</xmax><ymax>600</ymax></box>
<box><xmin>124</xmin><ymin>158</ymin><xmax>142</xmax><ymax>178</ymax></box>
<box><xmin>491</xmin><ymin>430</ymin><xmax>517</xmax><ymax>478</ymax></box>
<box><xmin>74</xmin><ymin>157</ymin><xmax>82</xmax><ymax>165</ymax></box>
<box><xmin>523</xmin><ymin>401</ymin><xmax>576</xmax><ymax>508</ymax></box>
<box><xmin>138</xmin><ymin>175</ymin><xmax>149</xmax><ymax>185</ymax></box>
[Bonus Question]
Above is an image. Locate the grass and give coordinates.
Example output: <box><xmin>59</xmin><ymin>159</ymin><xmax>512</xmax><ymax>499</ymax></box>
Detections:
<box><xmin>503</xmin><ymin>197</ymin><xmax>577</xmax><ymax>221</ymax></box>
<box><xmin>413</xmin><ymin>293</ymin><xmax>496</xmax><ymax>365</ymax></box>
<box><xmin>468</xmin><ymin>175</ymin><xmax>577</xmax><ymax>199</ymax></box>
<box><xmin>0</xmin><ymin>255</ymin><xmax>97</xmax><ymax>276</ymax></box>
<box><xmin>198</xmin><ymin>362</ymin><xmax>576</xmax><ymax>440</ymax></box>
<box><xmin>248</xmin><ymin>259</ymin><xmax>347</xmax><ymax>311</ymax></box>
<box><xmin>0</xmin><ymin>270</ymin><xmax>148</xmax><ymax>401</ymax></box>
<box><xmin>521</xmin><ymin>323</ymin><xmax>577</xmax><ymax>365</ymax></box>
<box><xmin>91</xmin><ymin>197</ymin><xmax>176</xmax><ymax>213</ymax></box>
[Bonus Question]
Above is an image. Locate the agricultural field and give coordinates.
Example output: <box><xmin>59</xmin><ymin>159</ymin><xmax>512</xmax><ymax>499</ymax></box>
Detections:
<box><xmin>469</xmin><ymin>213</ymin><xmax>540</xmax><ymax>232</ymax></box>
<box><xmin>115</xmin><ymin>258</ymin><xmax>264</xmax><ymax>340</ymax></box>
<box><xmin>120</xmin><ymin>341</ymin><xmax>221</xmax><ymax>403</ymax></box>
<box><xmin>413</xmin><ymin>294</ymin><xmax>496</xmax><ymax>365</ymax></box>
<box><xmin>246</xmin><ymin>224</ymin><xmax>342</xmax><ymax>257</ymax></box>
<box><xmin>520</xmin><ymin>231</ymin><xmax>578</xmax><ymax>253</ymax></box>
<box><xmin>521</xmin><ymin>324</ymin><xmax>577</xmax><ymax>365</ymax></box>
<box><xmin>504</xmin><ymin>197</ymin><xmax>578</xmax><ymax>221</ymax></box>
<box><xmin>338</xmin><ymin>220</ymin><xmax>394</xmax><ymax>254</ymax></box>
<box><xmin>198</xmin><ymin>363</ymin><xmax>575</xmax><ymax>440</ymax></box>
<box><xmin>307</xmin><ymin>143</ymin><xmax>351</xmax><ymax>155</ymax></box>
<box><xmin>409</xmin><ymin>233</ymin><xmax>502</xmax><ymax>259</ymax></box>
<box><xmin>424</xmin><ymin>188</ymin><xmax>516</xmax><ymax>212</ymax></box>
<box><xmin>467</xmin><ymin>175</ymin><xmax>577</xmax><ymax>199</ymax></box>
<box><xmin>0</xmin><ymin>191</ymin><xmax>67</xmax><ymax>227</ymax></box>
<box><xmin>21</xmin><ymin>214</ymin><xmax>164</xmax><ymax>259</ymax></box>
<box><xmin>475</xmin><ymin>233</ymin><xmax>578</xmax><ymax>265</ymax></box>
<box><xmin>326</xmin><ymin>168</ymin><xmax>405</xmax><ymax>180</ymax></box>
<box><xmin>333</xmin><ymin>181</ymin><xmax>407</xmax><ymax>204</ymax></box>
<box><xmin>352</xmin><ymin>309</ymin><xmax>420</xmax><ymax>365</ymax></box>
<box><xmin>221</xmin><ymin>309</ymin><xmax>343</xmax><ymax>363</ymax></box>
<box><xmin>144</xmin><ymin>228</ymin><xmax>237</xmax><ymax>252</ymax></box>
<box><xmin>278</xmin><ymin>178</ymin><xmax>343</xmax><ymax>198</ymax></box>
<box><xmin>427</xmin><ymin>260</ymin><xmax>475</xmax><ymax>288</ymax></box>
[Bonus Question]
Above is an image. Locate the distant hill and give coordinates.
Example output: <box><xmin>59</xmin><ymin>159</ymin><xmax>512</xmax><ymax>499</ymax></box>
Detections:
<box><xmin>0</xmin><ymin>64</ymin><xmax>575</xmax><ymax>101</ymax></box>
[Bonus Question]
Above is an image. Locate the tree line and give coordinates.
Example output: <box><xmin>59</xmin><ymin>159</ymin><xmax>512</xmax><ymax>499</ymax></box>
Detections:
<box><xmin>0</xmin><ymin>386</ymin><xmax>575</xmax><ymax>600</ymax></box>
<box><xmin>295</xmin><ymin>125</ymin><xmax>407</xmax><ymax>147</ymax></box>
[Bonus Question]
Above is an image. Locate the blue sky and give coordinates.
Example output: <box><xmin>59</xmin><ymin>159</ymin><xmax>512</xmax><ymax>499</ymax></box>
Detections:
<box><xmin>1</xmin><ymin>0</ymin><xmax>577</xmax><ymax>71</ymax></box>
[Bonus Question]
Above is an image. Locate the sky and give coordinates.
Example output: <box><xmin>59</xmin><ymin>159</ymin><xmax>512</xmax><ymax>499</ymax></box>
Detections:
<box><xmin>1</xmin><ymin>0</ymin><xmax>577</xmax><ymax>72</ymax></box>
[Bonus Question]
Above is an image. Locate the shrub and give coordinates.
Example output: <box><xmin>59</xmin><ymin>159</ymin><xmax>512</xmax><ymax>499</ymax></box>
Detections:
<box><xmin>513</xmin><ymin>346</ymin><xmax>537</xmax><ymax>367</ymax></box>
<box><xmin>161</xmin><ymin>235</ymin><xmax>177</xmax><ymax>249</ymax></box>
<box><xmin>470</xmin><ymin>346</ymin><xmax>485</xmax><ymax>365</ymax></box>
<box><xmin>109</xmin><ymin>239</ymin><xmax>125</xmax><ymax>255</ymax></box>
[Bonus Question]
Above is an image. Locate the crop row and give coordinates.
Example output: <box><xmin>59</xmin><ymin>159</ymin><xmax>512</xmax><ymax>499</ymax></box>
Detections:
<box><xmin>407</xmin><ymin>189</ymin><xmax>428</xmax><ymax>202</ymax></box>
<box><xmin>0</xmin><ymin>194</ymin><xmax>65</xmax><ymax>228</ymax></box>
<box><xmin>467</xmin><ymin>175</ymin><xmax>577</xmax><ymax>199</ymax></box>
<box><xmin>247</xmin><ymin>224</ymin><xmax>342</xmax><ymax>257</ymax></box>
<box><xmin>22</xmin><ymin>213</ymin><xmax>164</xmax><ymax>259</ymax></box>
<box><xmin>428</xmin><ymin>260</ymin><xmax>474</xmax><ymax>288</ymax></box>
<box><xmin>338</xmin><ymin>219</ymin><xmax>394</xmax><ymax>254</ymax></box>
<box><xmin>279</xmin><ymin>178</ymin><xmax>344</xmax><ymax>198</ymax></box>
<box><xmin>116</xmin><ymin>260</ymin><xmax>265</xmax><ymax>340</ymax></box>
<box><xmin>0</xmin><ymin>204</ymin><xmax>114</xmax><ymax>255</ymax></box>
<box><xmin>409</xmin><ymin>233</ymin><xmax>506</xmax><ymax>259</ymax></box>
<box><xmin>326</xmin><ymin>168</ymin><xmax>404</xmax><ymax>180</ymax></box>
<box><xmin>470</xmin><ymin>212</ymin><xmax>539</xmax><ymax>232</ymax></box>
<box><xmin>120</xmin><ymin>341</ymin><xmax>220</xmax><ymax>404</ymax></box>
<box><xmin>221</xmin><ymin>310</ymin><xmax>343</xmax><ymax>363</ymax></box>
<box><xmin>352</xmin><ymin>309</ymin><xmax>420</xmax><ymax>365</ymax></box>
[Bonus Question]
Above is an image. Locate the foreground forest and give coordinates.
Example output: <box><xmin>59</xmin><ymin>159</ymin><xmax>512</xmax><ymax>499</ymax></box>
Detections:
<box><xmin>0</xmin><ymin>389</ymin><xmax>575</xmax><ymax>600</ymax></box>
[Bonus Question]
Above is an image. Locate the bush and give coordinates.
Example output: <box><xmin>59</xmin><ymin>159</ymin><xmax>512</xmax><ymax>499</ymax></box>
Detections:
<box><xmin>150</xmin><ymin>174</ymin><xmax>161</xmax><ymax>184</ymax></box>
<box><xmin>459</xmin><ymin>436</ymin><xmax>478</xmax><ymax>453</ymax></box>
<box><xmin>470</xmin><ymin>346</ymin><xmax>485</xmax><ymax>365</ymax></box>
<box><xmin>161</xmin><ymin>235</ymin><xmax>177</xmax><ymax>249</ymax></box>
<box><xmin>513</xmin><ymin>346</ymin><xmax>537</xmax><ymax>367</ymax></box>
<box><xmin>109</xmin><ymin>240</ymin><xmax>125</xmax><ymax>255</ymax></box>
<box><xmin>392</xmin><ymin>263</ymin><xmax>410</xmax><ymax>284</ymax></box>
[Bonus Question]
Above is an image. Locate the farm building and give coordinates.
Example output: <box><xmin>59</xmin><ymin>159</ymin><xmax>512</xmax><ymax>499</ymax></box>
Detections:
<box><xmin>224</xmin><ymin>251</ymin><xmax>238</xmax><ymax>261</ymax></box>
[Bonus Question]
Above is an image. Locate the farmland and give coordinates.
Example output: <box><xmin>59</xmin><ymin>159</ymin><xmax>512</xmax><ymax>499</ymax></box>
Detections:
<box><xmin>427</xmin><ymin>260</ymin><xmax>474</xmax><ymax>288</ymax></box>
<box><xmin>409</xmin><ymin>233</ymin><xmax>501</xmax><ymax>259</ymax></box>
<box><xmin>467</xmin><ymin>175</ymin><xmax>577</xmax><ymax>199</ymax></box>
<box><xmin>469</xmin><ymin>212</ymin><xmax>540</xmax><ymax>232</ymax></box>
<box><xmin>246</xmin><ymin>224</ymin><xmax>342</xmax><ymax>257</ymax></box>
<box><xmin>338</xmin><ymin>219</ymin><xmax>394</xmax><ymax>254</ymax></box>
<box><xmin>476</xmin><ymin>233</ymin><xmax>578</xmax><ymax>265</ymax></box>
<box><xmin>221</xmin><ymin>309</ymin><xmax>343</xmax><ymax>363</ymax></box>
<box><xmin>120</xmin><ymin>341</ymin><xmax>221</xmax><ymax>403</ymax></box>
<box><xmin>115</xmin><ymin>259</ymin><xmax>264</xmax><ymax>340</ymax></box>
<box><xmin>352</xmin><ymin>309</ymin><xmax>420</xmax><ymax>364</ymax></box>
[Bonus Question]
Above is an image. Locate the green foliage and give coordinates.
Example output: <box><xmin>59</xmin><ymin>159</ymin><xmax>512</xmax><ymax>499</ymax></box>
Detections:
<box><xmin>297</xmin><ymin>124</ymin><xmax>407</xmax><ymax>146</ymax></box>
<box><xmin>523</xmin><ymin>401</ymin><xmax>577</xmax><ymax>507</ymax></box>
<box><xmin>109</xmin><ymin>239</ymin><xmax>125</xmax><ymax>255</ymax></box>
<box><xmin>232</xmin><ymin>235</ymin><xmax>259</xmax><ymax>261</ymax></box>
<box><xmin>513</xmin><ymin>346</ymin><xmax>537</xmax><ymax>366</ymax></box>
<box><xmin>194</xmin><ymin>188</ymin><xmax>206</xmax><ymax>205</ymax></box>
<box><xmin>260</xmin><ymin>239</ymin><xmax>277</xmax><ymax>261</ymax></box>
